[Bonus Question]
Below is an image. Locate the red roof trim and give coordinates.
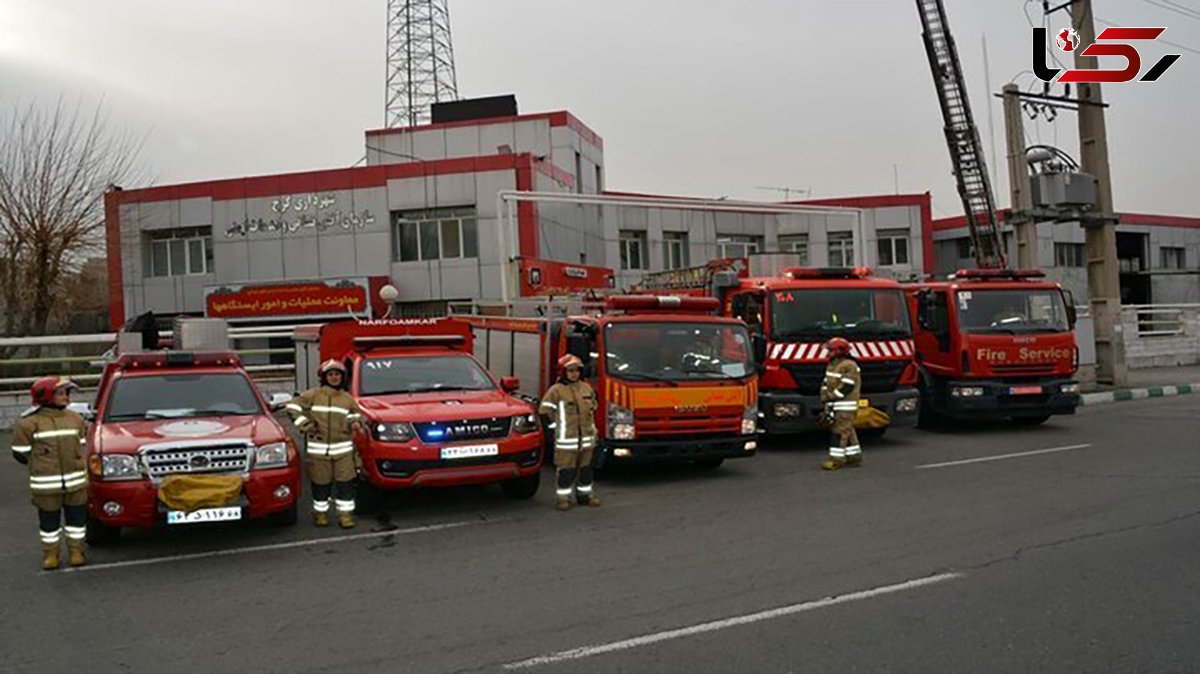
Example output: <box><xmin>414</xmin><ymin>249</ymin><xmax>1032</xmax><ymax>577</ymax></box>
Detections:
<box><xmin>790</xmin><ymin>194</ymin><xmax>930</xmax><ymax>209</ymax></box>
<box><xmin>363</xmin><ymin>110</ymin><xmax>604</xmax><ymax>150</ymax></box>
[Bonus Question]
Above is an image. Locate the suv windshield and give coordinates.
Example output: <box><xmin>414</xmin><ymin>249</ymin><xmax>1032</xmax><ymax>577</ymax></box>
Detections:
<box><xmin>105</xmin><ymin>373</ymin><xmax>263</xmax><ymax>421</ymax></box>
<box><xmin>957</xmin><ymin>288</ymin><xmax>1069</xmax><ymax>333</ymax></box>
<box><xmin>770</xmin><ymin>288</ymin><xmax>912</xmax><ymax>341</ymax></box>
<box><xmin>359</xmin><ymin>355</ymin><xmax>495</xmax><ymax>396</ymax></box>
<box><xmin>605</xmin><ymin>322</ymin><xmax>753</xmax><ymax>381</ymax></box>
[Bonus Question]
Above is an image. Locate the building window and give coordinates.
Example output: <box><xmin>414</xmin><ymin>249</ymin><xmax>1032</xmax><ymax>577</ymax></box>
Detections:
<box><xmin>828</xmin><ymin>232</ymin><xmax>855</xmax><ymax>267</ymax></box>
<box><xmin>619</xmin><ymin>230</ymin><xmax>648</xmax><ymax>270</ymax></box>
<box><xmin>663</xmin><ymin>232</ymin><xmax>689</xmax><ymax>270</ymax></box>
<box><xmin>876</xmin><ymin>229</ymin><xmax>910</xmax><ymax>267</ymax></box>
<box><xmin>1055</xmin><ymin>242</ymin><xmax>1085</xmax><ymax>268</ymax></box>
<box><xmin>393</xmin><ymin>207</ymin><xmax>478</xmax><ymax>262</ymax></box>
<box><xmin>147</xmin><ymin>227</ymin><xmax>212</xmax><ymax>278</ymax></box>
<box><xmin>956</xmin><ymin>238</ymin><xmax>974</xmax><ymax>260</ymax></box>
<box><xmin>717</xmin><ymin>235</ymin><xmax>761</xmax><ymax>259</ymax></box>
<box><xmin>778</xmin><ymin>234</ymin><xmax>810</xmax><ymax>265</ymax></box>
<box><xmin>575</xmin><ymin>152</ymin><xmax>584</xmax><ymax>195</ymax></box>
<box><xmin>595</xmin><ymin>165</ymin><xmax>604</xmax><ymax>194</ymax></box>
<box><xmin>1160</xmin><ymin>246</ymin><xmax>1186</xmax><ymax>270</ymax></box>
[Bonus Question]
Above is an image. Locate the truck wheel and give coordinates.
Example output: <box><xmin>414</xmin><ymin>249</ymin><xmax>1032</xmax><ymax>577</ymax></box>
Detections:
<box><xmin>1011</xmin><ymin>414</ymin><xmax>1051</xmax><ymax>426</ymax></box>
<box><xmin>86</xmin><ymin>518</ymin><xmax>121</xmax><ymax>546</ymax></box>
<box><xmin>267</xmin><ymin>502</ymin><xmax>298</xmax><ymax>527</ymax></box>
<box><xmin>694</xmin><ymin>457</ymin><xmax>725</xmax><ymax>470</ymax></box>
<box><xmin>501</xmin><ymin>471</ymin><xmax>541</xmax><ymax>500</ymax></box>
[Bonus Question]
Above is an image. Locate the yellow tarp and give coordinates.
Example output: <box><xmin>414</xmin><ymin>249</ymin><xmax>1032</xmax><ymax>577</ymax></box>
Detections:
<box><xmin>854</xmin><ymin>406</ymin><xmax>892</xmax><ymax>429</ymax></box>
<box><xmin>158</xmin><ymin>474</ymin><xmax>243</xmax><ymax>512</ymax></box>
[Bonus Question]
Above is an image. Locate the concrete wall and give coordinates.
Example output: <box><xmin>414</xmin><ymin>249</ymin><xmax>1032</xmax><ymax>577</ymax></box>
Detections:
<box><xmin>1120</xmin><ymin>305</ymin><xmax>1200</xmax><ymax>368</ymax></box>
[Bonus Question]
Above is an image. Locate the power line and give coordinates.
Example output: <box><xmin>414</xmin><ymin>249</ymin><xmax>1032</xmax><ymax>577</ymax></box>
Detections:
<box><xmin>1143</xmin><ymin>0</ymin><xmax>1200</xmax><ymax>22</ymax></box>
<box><xmin>1096</xmin><ymin>17</ymin><xmax>1200</xmax><ymax>54</ymax></box>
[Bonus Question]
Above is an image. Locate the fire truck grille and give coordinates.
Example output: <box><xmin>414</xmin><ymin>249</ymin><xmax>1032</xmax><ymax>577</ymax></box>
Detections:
<box><xmin>376</xmin><ymin>449</ymin><xmax>539</xmax><ymax>478</ymax></box>
<box><xmin>784</xmin><ymin>361</ymin><xmax>907</xmax><ymax>395</ymax></box>
<box><xmin>636</xmin><ymin>413</ymin><xmax>742</xmax><ymax>437</ymax></box>
<box><xmin>990</xmin><ymin>363</ymin><xmax>1058</xmax><ymax>376</ymax></box>
<box><xmin>142</xmin><ymin>444</ymin><xmax>253</xmax><ymax>480</ymax></box>
<box><xmin>412</xmin><ymin>417</ymin><xmax>512</xmax><ymax>444</ymax></box>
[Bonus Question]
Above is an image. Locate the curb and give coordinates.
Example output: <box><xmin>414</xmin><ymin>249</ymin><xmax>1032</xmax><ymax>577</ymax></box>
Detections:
<box><xmin>1081</xmin><ymin>382</ymin><xmax>1200</xmax><ymax>406</ymax></box>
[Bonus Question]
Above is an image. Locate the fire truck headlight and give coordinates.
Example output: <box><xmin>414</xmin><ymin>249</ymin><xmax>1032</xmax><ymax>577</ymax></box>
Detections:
<box><xmin>950</xmin><ymin>386</ymin><xmax>985</xmax><ymax>398</ymax></box>
<box><xmin>373</xmin><ymin>422</ymin><xmax>414</xmax><ymax>443</ymax></box>
<box><xmin>741</xmin><ymin>406</ymin><xmax>757</xmax><ymax>435</ymax></box>
<box><xmin>513</xmin><ymin>413</ymin><xmax>539</xmax><ymax>434</ymax></box>
<box><xmin>608</xmin><ymin>403</ymin><xmax>635</xmax><ymax>440</ymax></box>
<box><xmin>254</xmin><ymin>442</ymin><xmax>289</xmax><ymax>469</ymax></box>
<box><xmin>1061</xmin><ymin>383</ymin><xmax>1080</xmax><ymax>394</ymax></box>
<box><xmin>895</xmin><ymin>397</ymin><xmax>919</xmax><ymax>413</ymax></box>
<box><xmin>101</xmin><ymin>454</ymin><xmax>140</xmax><ymax>480</ymax></box>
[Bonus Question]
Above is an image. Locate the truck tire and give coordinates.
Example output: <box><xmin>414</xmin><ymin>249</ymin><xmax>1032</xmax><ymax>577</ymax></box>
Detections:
<box><xmin>1011</xmin><ymin>414</ymin><xmax>1051</xmax><ymax>426</ymax></box>
<box><xmin>86</xmin><ymin>518</ymin><xmax>120</xmax><ymax>546</ymax></box>
<box><xmin>694</xmin><ymin>457</ymin><xmax>725</xmax><ymax>470</ymax></box>
<box><xmin>267</xmin><ymin>502</ymin><xmax>298</xmax><ymax>527</ymax></box>
<box><xmin>501</xmin><ymin>471</ymin><xmax>541</xmax><ymax>500</ymax></box>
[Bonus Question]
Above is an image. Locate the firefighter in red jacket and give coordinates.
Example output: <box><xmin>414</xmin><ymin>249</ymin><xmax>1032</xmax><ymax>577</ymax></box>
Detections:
<box><xmin>11</xmin><ymin>376</ymin><xmax>90</xmax><ymax>570</ymax></box>
<box><xmin>539</xmin><ymin>355</ymin><xmax>601</xmax><ymax>511</ymax></box>
<box><xmin>819</xmin><ymin>337</ymin><xmax>862</xmax><ymax>471</ymax></box>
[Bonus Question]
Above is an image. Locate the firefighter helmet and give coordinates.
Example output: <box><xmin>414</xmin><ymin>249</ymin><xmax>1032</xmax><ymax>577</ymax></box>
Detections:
<box><xmin>31</xmin><ymin>376</ymin><xmax>77</xmax><ymax>407</ymax></box>
<box><xmin>823</xmin><ymin>337</ymin><xmax>852</xmax><ymax>358</ymax></box>
<box><xmin>557</xmin><ymin>354</ymin><xmax>584</xmax><ymax>374</ymax></box>
<box><xmin>318</xmin><ymin>359</ymin><xmax>347</xmax><ymax>376</ymax></box>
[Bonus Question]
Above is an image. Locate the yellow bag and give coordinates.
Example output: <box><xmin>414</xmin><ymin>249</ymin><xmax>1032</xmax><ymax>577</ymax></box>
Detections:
<box><xmin>158</xmin><ymin>474</ymin><xmax>243</xmax><ymax>513</ymax></box>
<box><xmin>854</xmin><ymin>406</ymin><xmax>892</xmax><ymax>429</ymax></box>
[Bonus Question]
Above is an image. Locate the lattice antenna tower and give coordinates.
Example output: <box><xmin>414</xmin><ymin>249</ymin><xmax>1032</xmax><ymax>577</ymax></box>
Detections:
<box><xmin>386</xmin><ymin>0</ymin><xmax>460</xmax><ymax>128</ymax></box>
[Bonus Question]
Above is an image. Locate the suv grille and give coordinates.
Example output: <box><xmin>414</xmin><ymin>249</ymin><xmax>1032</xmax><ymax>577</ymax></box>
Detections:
<box><xmin>377</xmin><ymin>449</ymin><xmax>539</xmax><ymax>478</ymax></box>
<box><xmin>413</xmin><ymin>417</ymin><xmax>512</xmax><ymax>444</ymax></box>
<box><xmin>142</xmin><ymin>442</ymin><xmax>253</xmax><ymax>481</ymax></box>
<box><xmin>784</xmin><ymin>361</ymin><xmax>908</xmax><ymax>395</ymax></box>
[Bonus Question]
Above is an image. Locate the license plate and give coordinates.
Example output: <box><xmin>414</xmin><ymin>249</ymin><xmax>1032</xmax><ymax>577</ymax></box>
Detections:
<box><xmin>1009</xmin><ymin>386</ymin><xmax>1043</xmax><ymax>395</ymax></box>
<box><xmin>440</xmin><ymin>444</ymin><xmax>500</xmax><ymax>460</ymax></box>
<box><xmin>167</xmin><ymin>507</ymin><xmax>242</xmax><ymax>525</ymax></box>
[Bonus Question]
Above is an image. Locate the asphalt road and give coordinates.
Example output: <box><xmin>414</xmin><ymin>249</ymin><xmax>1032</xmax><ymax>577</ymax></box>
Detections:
<box><xmin>1</xmin><ymin>396</ymin><xmax>1197</xmax><ymax>673</ymax></box>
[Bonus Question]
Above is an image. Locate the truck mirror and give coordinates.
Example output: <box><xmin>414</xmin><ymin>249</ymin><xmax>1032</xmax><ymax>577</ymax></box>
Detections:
<box><xmin>751</xmin><ymin>333</ymin><xmax>767</xmax><ymax>371</ymax></box>
<box><xmin>500</xmin><ymin>376</ymin><xmax>520</xmax><ymax>393</ymax></box>
<box><xmin>917</xmin><ymin>291</ymin><xmax>936</xmax><ymax>331</ymax></box>
<box><xmin>1063</xmin><ymin>289</ymin><xmax>1078</xmax><ymax>329</ymax></box>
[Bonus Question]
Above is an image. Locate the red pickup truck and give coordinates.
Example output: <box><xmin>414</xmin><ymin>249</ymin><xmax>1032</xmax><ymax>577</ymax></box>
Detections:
<box><xmin>83</xmin><ymin>351</ymin><xmax>301</xmax><ymax>543</ymax></box>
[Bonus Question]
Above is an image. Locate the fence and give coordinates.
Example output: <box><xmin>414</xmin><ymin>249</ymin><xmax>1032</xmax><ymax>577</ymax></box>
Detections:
<box><xmin>1120</xmin><ymin>304</ymin><xmax>1200</xmax><ymax>368</ymax></box>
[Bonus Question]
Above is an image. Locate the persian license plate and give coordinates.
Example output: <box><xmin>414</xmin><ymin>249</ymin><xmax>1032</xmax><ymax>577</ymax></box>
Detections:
<box><xmin>441</xmin><ymin>444</ymin><xmax>500</xmax><ymax>460</ymax></box>
<box><xmin>1009</xmin><ymin>386</ymin><xmax>1043</xmax><ymax>395</ymax></box>
<box><xmin>167</xmin><ymin>506</ymin><xmax>242</xmax><ymax>525</ymax></box>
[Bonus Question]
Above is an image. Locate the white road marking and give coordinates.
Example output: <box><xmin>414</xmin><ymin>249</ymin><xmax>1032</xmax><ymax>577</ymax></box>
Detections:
<box><xmin>916</xmin><ymin>444</ymin><xmax>1093</xmax><ymax>470</ymax></box>
<box><xmin>58</xmin><ymin>520</ymin><xmax>483</xmax><ymax>574</ymax></box>
<box><xmin>503</xmin><ymin>572</ymin><xmax>964</xmax><ymax>669</ymax></box>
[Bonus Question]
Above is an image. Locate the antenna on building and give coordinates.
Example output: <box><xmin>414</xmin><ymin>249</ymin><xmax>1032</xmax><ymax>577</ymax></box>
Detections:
<box><xmin>386</xmin><ymin>0</ymin><xmax>460</xmax><ymax>128</ymax></box>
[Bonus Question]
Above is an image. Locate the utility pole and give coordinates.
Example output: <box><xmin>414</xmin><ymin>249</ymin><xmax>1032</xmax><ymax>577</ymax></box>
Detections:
<box><xmin>1071</xmin><ymin>0</ymin><xmax>1127</xmax><ymax>386</ymax></box>
<box><xmin>1002</xmin><ymin>84</ymin><xmax>1037</xmax><ymax>269</ymax></box>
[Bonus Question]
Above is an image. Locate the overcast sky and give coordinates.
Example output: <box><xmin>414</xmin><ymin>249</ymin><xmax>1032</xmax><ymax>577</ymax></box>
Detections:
<box><xmin>2</xmin><ymin>0</ymin><xmax>1197</xmax><ymax>219</ymax></box>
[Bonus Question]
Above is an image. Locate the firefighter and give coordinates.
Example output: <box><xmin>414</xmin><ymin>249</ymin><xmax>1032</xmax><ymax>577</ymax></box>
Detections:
<box><xmin>539</xmin><ymin>355</ymin><xmax>601</xmax><ymax>511</ymax></box>
<box><xmin>288</xmin><ymin>360</ymin><xmax>364</xmax><ymax>528</ymax></box>
<box><xmin>11</xmin><ymin>376</ymin><xmax>90</xmax><ymax>570</ymax></box>
<box><xmin>819</xmin><ymin>337</ymin><xmax>862</xmax><ymax>471</ymax></box>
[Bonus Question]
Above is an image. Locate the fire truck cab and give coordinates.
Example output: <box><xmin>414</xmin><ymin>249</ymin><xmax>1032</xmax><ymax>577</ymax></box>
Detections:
<box><xmin>907</xmin><ymin>269</ymin><xmax>1081</xmax><ymax>425</ymax></box>
<box><xmin>638</xmin><ymin>262</ymin><xmax>920</xmax><ymax>435</ymax></box>
<box><xmin>466</xmin><ymin>295</ymin><xmax>759</xmax><ymax>469</ymax></box>
<box><xmin>83</xmin><ymin>323</ymin><xmax>301</xmax><ymax>543</ymax></box>
<box><xmin>293</xmin><ymin>318</ymin><xmax>543</xmax><ymax>499</ymax></box>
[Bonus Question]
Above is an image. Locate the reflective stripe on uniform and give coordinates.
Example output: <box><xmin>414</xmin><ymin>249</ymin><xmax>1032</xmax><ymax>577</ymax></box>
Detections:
<box><xmin>308</xmin><ymin>441</ymin><xmax>354</xmax><ymax>457</ymax></box>
<box><xmin>292</xmin><ymin>416</ymin><xmax>310</xmax><ymax>427</ymax></box>
<box><xmin>285</xmin><ymin>403</ymin><xmax>303</xmax><ymax>412</ymax></box>
<box><xmin>557</xmin><ymin>401</ymin><xmax>567</xmax><ymax>445</ymax></box>
<box><xmin>576</xmin><ymin>484</ymin><xmax>593</xmax><ymax>493</ymax></box>
<box><xmin>539</xmin><ymin>401</ymin><xmax>556</xmax><ymax>411</ymax></box>
<box><xmin>829</xmin><ymin>447</ymin><xmax>846</xmax><ymax>458</ymax></box>
<box><xmin>311</xmin><ymin>405</ymin><xmax>353</xmax><ymax>415</ymax></box>
<box><xmin>832</xmin><ymin>389</ymin><xmax>845</xmax><ymax>399</ymax></box>
<box><xmin>39</xmin><ymin>529</ymin><xmax>62</xmax><ymax>544</ymax></box>
<box><xmin>33</xmin><ymin>429</ymin><xmax>79</xmax><ymax>439</ymax></box>
<box><xmin>844</xmin><ymin>445</ymin><xmax>861</xmax><ymax>456</ymax></box>
<box><xmin>841</xmin><ymin>377</ymin><xmax>856</xmax><ymax>384</ymax></box>
<box><xmin>555</xmin><ymin>488</ymin><xmax>574</xmax><ymax>496</ymax></box>
<box><xmin>64</xmin><ymin>525</ymin><xmax>86</xmax><ymax>541</ymax></box>
<box><xmin>11</xmin><ymin>445</ymin><xmax>31</xmax><ymax>454</ymax></box>
<box><xmin>825</xmin><ymin>371</ymin><xmax>842</xmax><ymax>380</ymax></box>
<box><xmin>313</xmin><ymin>499</ymin><xmax>331</xmax><ymax>513</ymax></box>
<box><xmin>335</xmin><ymin>499</ymin><xmax>355</xmax><ymax>513</ymax></box>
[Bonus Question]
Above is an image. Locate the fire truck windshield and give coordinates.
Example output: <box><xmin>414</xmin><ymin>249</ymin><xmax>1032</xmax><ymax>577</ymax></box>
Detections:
<box><xmin>105</xmin><ymin>373</ymin><xmax>263</xmax><ymax>421</ymax></box>
<box><xmin>604</xmin><ymin>322</ymin><xmax>753</xmax><ymax>381</ymax></box>
<box><xmin>359</xmin><ymin>355</ymin><xmax>495</xmax><ymax>396</ymax></box>
<box><xmin>956</xmin><ymin>288</ymin><xmax>1069</xmax><ymax>334</ymax></box>
<box><xmin>769</xmin><ymin>289</ymin><xmax>911</xmax><ymax>341</ymax></box>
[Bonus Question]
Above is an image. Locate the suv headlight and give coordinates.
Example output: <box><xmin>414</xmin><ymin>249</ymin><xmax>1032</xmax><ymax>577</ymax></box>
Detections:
<box><xmin>372</xmin><ymin>422</ymin><xmax>414</xmax><ymax>443</ymax></box>
<box><xmin>513</xmin><ymin>413</ymin><xmax>539</xmax><ymax>434</ymax></box>
<box><xmin>1061</xmin><ymin>382</ymin><xmax>1080</xmax><ymax>394</ymax></box>
<box><xmin>741</xmin><ymin>406</ymin><xmax>757</xmax><ymax>435</ymax></box>
<box><xmin>254</xmin><ymin>442</ymin><xmax>289</xmax><ymax>469</ymax></box>
<box><xmin>102</xmin><ymin>454</ymin><xmax>140</xmax><ymax>480</ymax></box>
<box><xmin>608</xmin><ymin>403</ymin><xmax>635</xmax><ymax>441</ymax></box>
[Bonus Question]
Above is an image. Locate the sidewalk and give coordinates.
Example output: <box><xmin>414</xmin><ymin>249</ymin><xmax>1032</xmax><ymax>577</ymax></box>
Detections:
<box><xmin>1081</xmin><ymin>364</ymin><xmax>1200</xmax><ymax>406</ymax></box>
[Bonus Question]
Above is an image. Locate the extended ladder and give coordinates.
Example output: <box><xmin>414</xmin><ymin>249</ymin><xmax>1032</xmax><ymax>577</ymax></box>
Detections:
<box><xmin>916</xmin><ymin>0</ymin><xmax>1008</xmax><ymax>268</ymax></box>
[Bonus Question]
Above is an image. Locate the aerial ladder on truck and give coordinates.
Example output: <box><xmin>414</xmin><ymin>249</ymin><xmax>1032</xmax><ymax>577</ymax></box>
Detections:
<box><xmin>916</xmin><ymin>0</ymin><xmax>1008</xmax><ymax>269</ymax></box>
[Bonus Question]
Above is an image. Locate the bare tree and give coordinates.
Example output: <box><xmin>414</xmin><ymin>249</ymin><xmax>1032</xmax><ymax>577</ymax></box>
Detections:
<box><xmin>0</xmin><ymin>98</ymin><xmax>144</xmax><ymax>352</ymax></box>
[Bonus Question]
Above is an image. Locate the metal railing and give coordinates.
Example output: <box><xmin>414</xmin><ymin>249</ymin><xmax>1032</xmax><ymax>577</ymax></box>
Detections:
<box><xmin>1125</xmin><ymin>304</ymin><xmax>1196</xmax><ymax>338</ymax></box>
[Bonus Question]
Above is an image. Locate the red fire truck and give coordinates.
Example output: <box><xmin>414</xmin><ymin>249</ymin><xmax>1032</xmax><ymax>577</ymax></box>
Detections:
<box><xmin>906</xmin><ymin>269</ymin><xmax>1081</xmax><ymax>425</ymax></box>
<box><xmin>84</xmin><ymin>350</ymin><xmax>302</xmax><ymax>543</ymax></box>
<box><xmin>464</xmin><ymin>295</ymin><xmax>759</xmax><ymax>469</ymax></box>
<box><xmin>638</xmin><ymin>261</ymin><xmax>920</xmax><ymax>435</ymax></box>
<box><xmin>293</xmin><ymin>318</ymin><xmax>544</xmax><ymax>499</ymax></box>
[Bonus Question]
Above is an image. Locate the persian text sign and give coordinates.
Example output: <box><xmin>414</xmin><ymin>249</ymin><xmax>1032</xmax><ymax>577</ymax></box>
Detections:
<box><xmin>205</xmin><ymin>279</ymin><xmax>368</xmax><ymax>320</ymax></box>
<box><xmin>224</xmin><ymin>192</ymin><xmax>378</xmax><ymax>238</ymax></box>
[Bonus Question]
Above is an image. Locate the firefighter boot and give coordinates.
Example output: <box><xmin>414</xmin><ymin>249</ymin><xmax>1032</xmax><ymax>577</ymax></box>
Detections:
<box><xmin>556</xmin><ymin>495</ymin><xmax>573</xmax><ymax>511</ymax></box>
<box><xmin>846</xmin><ymin>454</ymin><xmax>863</xmax><ymax>468</ymax></box>
<box><xmin>67</xmin><ymin>541</ymin><xmax>87</xmax><ymax>568</ymax></box>
<box><xmin>41</xmin><ymin>545</ymin><xmax>60</xmax><ymax>571</ymax></box>
<box><xmin>312</xmin><ymin>511</ymin><xmax>330</xmax><ymax>527</ymax></box>
<box><xmin>585</xmin><ymin>494</ymin><xmax>602</xmax><ymax>507</ymax></box>
<box><xmin>821</xmin><ymin>458</ymin><xmax>846</xmax><ymax>471</ymax></box>
<box><xmin>337</xmin><ymin>512</ymin><xmax>356</xmax><ymax>529</ymax></box>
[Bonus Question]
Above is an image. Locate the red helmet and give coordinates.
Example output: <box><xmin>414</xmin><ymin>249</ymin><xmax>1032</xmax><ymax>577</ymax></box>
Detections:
<box><xmin>31</xmin><ymin>376</ymin><xmax>77</xmax><ymax>407</ymax></box>
<box><xmin>557</xmin><ymin>354</ymin><xmax>584</xmax><ymax>374</ymax></box>
<box><xmin>823</xmin><ymin>337</ymin><xmax>852</xmax><ymax>358</ymax></box>
<box><xmin>318</xmin><ymin>359</ymin><xmax>347</xmax><ymax>376</ymax></box>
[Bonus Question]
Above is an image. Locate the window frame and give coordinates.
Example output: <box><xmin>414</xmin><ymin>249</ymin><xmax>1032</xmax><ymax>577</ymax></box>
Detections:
<box><xmin>1054</xmin><ymin>242</ymin><xmax>1085</xmax><ymax>268</ymax></box>
<box><xmin>778</xmin><ymin>234</ymin><xmax>810</xmax><ymax>265</ymax></box>
<box><xmin>392</xmin><ymin>207</ymin><xmax>479</xmax><ymax>263</ymax></box>
<box><xmin>716</xmin><ymin>234</ymin><xmax>762</xmax><ymax>260</ymax></box>
<box><xmin>827</xmin><ymin>231</ymin><xmax>855</xmax><ymax>267</ymax></box>
<box><xmin>1160</xmin><ymin>246</ymin><xmax>1186</xmax><ymax>270</ymax></box>
<box><xmin>619</xmin><ymin>230</ymin><xmax>648</xmax><ymax>271</ymax></box>
<box><xmin>146</xmin><ymin>227</ymin><xmax>213</xmax><ymax>278</ymax></box>
<box><xmin>663</xmin><ymin>231</ymin><xmax>689</xmax><ymax>270</ymax></box>
<box><xmin>876</xmin><ymin>230</ymin><xmax>910</xmax><ymax>267</ymax></box>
